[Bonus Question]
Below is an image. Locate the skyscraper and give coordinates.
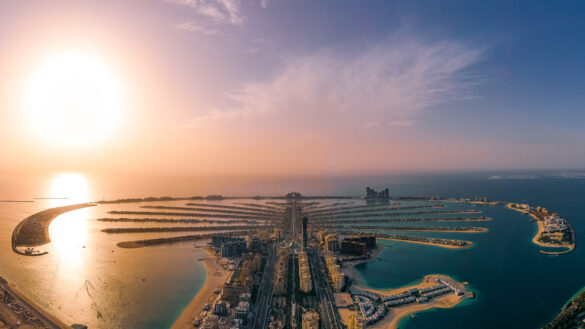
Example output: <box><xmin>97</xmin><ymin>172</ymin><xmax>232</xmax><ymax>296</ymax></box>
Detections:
<box><xmin>302</xmin><ymin>217</ymin><xmax>308</xmax><ymax>250</ymax></box>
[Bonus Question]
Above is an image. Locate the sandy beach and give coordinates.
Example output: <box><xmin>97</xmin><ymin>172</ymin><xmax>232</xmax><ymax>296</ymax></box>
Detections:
<box><xmin>505</xmin><ymin>203</ymin><xmax>574</xmax><ymax>254</ymax></box>
<box><xmin>171</xmin><ymin>248</ymin><xmax>230</xmax><ymax>329</ymax></box>
<box><xmin>343</xmin><ymin>248</ymin><xmax>471</xmax><ymax>329</ymax></box>
<box><xmin>372</xmin><ymin>283</ymin><xmax>466</xmax><ymax>329</ymax></box>
<box><xmin>356</xmin><ymin>274</ymin><xmax>471</xmax><ymax>329</ymax></box>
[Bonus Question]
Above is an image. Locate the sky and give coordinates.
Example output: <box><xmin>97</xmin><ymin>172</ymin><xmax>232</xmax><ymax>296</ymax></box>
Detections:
<box><xmin>1</xmin><ymin>0</ymin><xmax>585</xmax><ymax>176</ymax></box>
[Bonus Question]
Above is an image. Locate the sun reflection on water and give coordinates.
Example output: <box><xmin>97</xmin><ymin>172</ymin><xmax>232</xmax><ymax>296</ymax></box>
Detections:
<box><xmin>47</xmin><ymin>173</ymin><xmax>92</xmax><ymax>269</ymax></box>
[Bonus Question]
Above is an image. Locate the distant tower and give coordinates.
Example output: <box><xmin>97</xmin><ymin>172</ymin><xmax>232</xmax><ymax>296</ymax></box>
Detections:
<box><xmin>302</xmin><ymin>217</ymin><xmax>308</xmax><ymax>250</ymax></box>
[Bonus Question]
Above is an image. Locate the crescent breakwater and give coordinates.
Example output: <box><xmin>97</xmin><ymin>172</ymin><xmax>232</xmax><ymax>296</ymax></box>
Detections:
<box><xmin>11</xmin><ymin>203</ymin><xmax>96</xmax><ymax>256</ymax></box>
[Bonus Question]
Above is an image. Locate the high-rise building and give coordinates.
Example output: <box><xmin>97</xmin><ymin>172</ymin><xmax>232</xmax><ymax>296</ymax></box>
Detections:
<box><xmin>345</xmin><ymin>234</ymin><xmax>376</xmax><ymax>250</ymax></box>
<box><xmin>365</xmin><ymin>187</ymin><xmax>389</xmax><ymax>199</ymax></box>
<box><xmin>302</xmin><ymin>217</ymin><xmax>308</xmax><ymax>250</ymax></box>
<box><xmin>341</xmin><ymin>239</ymin><xmax>367</xmax><ymax>256</ymax></box>
<box><xmin>214</xmin><ymin>300</ymin><xmax>227</xmax><ymax>315</ymax></box>
<box><xmin>298</xmin><ymin>251</ymin><xmax>312</xmax><ymax>293</ymax></box>
<box><xmin>273</xmin><ymin>247</ymin><xmax>289</xmax><ymax>295</ymax></box>
<box><xmin>324</xmin><ymin>253</ymin><xmax>346</xmax><ymax>292</ymax></box>
<box><xmin>325</xmin><ymin>233</ymin><xmax>340</xmax><ymax>252</ymax></box>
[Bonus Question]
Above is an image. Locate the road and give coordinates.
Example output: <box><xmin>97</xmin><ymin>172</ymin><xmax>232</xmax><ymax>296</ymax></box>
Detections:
<box><xmin>309</xmin><ymin>246</ymin><xmax>343</xmax><ymax>329</ymax></box>
<box><xmin>290</xmin><ymin>200</ymin><xmax>297</xmax><ymax>328</ymax></box>
<box><xmin>252</xmin><ymin>246</ymin><xmax>275</xmax><ymax>329</ymax></box>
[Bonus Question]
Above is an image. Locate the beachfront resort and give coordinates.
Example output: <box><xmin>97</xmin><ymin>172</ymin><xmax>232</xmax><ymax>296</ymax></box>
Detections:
<box><xmin>508</xmin><ymin>203</ymin><xmax>576</xmax><ymax>254</ymax></box>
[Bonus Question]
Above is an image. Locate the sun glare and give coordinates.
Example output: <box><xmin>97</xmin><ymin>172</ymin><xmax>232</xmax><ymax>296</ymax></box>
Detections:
<box><xmin>48</xmin><ymin>173</ymin><xmax>90</xmax><ymax>206</ymax></box>
<box><xmin>24</xmin><ymin>50</ymin><xmax>124</xmax><ymax>147</ymax></box>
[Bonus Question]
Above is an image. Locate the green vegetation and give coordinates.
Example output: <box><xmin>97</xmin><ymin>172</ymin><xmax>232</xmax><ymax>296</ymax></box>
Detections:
<box><xmin>543</xmin><ymin>287</ymin><xmax>585</xmax><ymax>329</ymax></box>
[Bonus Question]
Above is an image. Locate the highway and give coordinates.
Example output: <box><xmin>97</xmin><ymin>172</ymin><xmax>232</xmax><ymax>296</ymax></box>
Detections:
<box><xmin>251</xmin><ymin>245</ymin><xmax>275</xmax><ymax>329</ymax></box>
<box><xmin>309</xmin><ymin>245</ymin><xmax>343</xmax><ymax>329</ymax></box>
<box><xmin>255</xmin><ymin>199</ymin><xmax>342</xmax><ymax>329</ymax></box>
<box><xmin>290</xmin><ymin>200</ymin><xmax>297</xmax><ymax>328</ymax></box>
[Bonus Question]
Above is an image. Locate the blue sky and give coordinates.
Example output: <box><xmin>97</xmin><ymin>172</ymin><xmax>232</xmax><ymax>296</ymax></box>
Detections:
<box><xmin>0</xmin><ymin>0</ymin><xmax>584</xmax><ymax>174</ymax></box>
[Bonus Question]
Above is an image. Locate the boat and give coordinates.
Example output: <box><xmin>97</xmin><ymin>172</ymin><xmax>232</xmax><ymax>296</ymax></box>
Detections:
<box><xmin>72</xmin><ymin>325</ymin><xmax>89</xmax><ymax>329</ymax></box>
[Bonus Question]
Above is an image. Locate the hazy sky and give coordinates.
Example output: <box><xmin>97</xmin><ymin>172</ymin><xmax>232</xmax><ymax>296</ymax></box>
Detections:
<box><xmin>1</xmin><ymin>1</ymin><xmax>584</xmax><ymax>176</ymax></box>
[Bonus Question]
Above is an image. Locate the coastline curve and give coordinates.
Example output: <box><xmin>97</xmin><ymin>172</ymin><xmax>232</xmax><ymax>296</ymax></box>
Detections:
<box><xmin>11</xmin><ymin>203</ymin><xmax>96</xmax><ymax>256</ymax></box>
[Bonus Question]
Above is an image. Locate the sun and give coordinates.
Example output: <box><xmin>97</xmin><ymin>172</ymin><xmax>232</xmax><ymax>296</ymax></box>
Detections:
<box><xmin>24</xmin><ymin>50</ymin><xmax>124</xmax><ymax>147</ymax></box>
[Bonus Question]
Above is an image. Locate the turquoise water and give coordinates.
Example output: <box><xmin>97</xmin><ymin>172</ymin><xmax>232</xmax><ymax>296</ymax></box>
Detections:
<box><xmin>1</xmin><ymin>171</ymin><xmax>584</xmax><ymax>328</ymax></box>
<box><xmin>352</xmin><ymin>175</ymin><xmax>585</xmax><ymax>329</ymax></box>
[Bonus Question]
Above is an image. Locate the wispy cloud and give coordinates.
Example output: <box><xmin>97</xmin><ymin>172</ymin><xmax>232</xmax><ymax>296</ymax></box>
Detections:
<box><xmin>387</xmin><ymin>120</ymin><xmax>415</xmax><ymax>127</ymax></box>
<box><xmin>194</xmin><ymin>34</ymin><xmax>483</xmax><ymax>128</ymax></box>
<box><xmin>259</xmin><ymin>0</ymin><xmax>271</xmax><ymax>9</ymax></box>
<box><xmin>175</xmin><ymin>21</ymin><xmax>222</xmax><ymax>35</ymax></box>
<box><xmin>252</xmin><ymin>38</ymin><xmax>270</xmax><ymax>44</ymax></box>
<box><xmin>164</xmin><ymin>0</ymin><xmax>245</xmax><ymax>25</ymax></box>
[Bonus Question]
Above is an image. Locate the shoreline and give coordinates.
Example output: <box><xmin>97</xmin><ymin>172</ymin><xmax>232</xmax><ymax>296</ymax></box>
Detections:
<box><xmin>171</xmin><ymin>247</ymin><xmax>230</xmax><ymax>329</ymax></box>
<box><xmin>11</xmin><ymin>203</ymin><xmax>96</xmax><ymax>256</ymax></box>
<box><xmin>365</xmin><ymin>274</ymin><xmax>471</xmax><ymax>329</ymax></box>
<box><xmin>0</xmin><ymin>277</ymin><xmax>72</xmax><ymax>329</ymax></box>
<box><xmin>344</xmin><ymin>248</ymin><xmax>472</xmax><ymax>329</ymax></box>
<box><xmin>505</xmin><ymin>203</ymin><xmax>574</xmax><ymax>254</ymax></box>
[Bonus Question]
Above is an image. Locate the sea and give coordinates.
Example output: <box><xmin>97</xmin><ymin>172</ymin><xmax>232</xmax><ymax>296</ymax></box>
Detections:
<box><xmin>1</xmin><ymin>170</ymin><xmax>584</xmax><ymax>329</ymax></box>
